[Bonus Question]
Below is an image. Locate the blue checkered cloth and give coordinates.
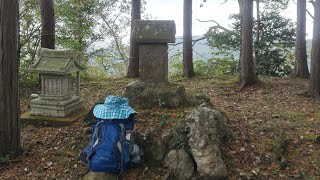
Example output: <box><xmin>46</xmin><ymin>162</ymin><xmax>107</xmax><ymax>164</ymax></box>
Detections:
<box><xmin>93</xmin><ymin>95</ymin><xmax>136</xmax><ymax>120</ymax></box>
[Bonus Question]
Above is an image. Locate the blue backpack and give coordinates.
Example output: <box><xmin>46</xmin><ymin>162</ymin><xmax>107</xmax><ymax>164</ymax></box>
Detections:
<box><xmin>80</xmin><ymin>115</ymin><xmax>141</xmax><ymax>173</ymax></box>
<box><xmin>80</xmin><ymin>95</ymin><xmax>141</xmax><ymax>174</ymax></box>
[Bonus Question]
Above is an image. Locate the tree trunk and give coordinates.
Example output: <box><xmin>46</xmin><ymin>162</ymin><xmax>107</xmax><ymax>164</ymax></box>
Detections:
<box><xmin>127</xmin><ymin>0</ymin><xmax>141</xmax><ymax>78</ymax></box>
<box><xmin>255</xmin><ymin>0</ymin><xmax>260</xmax><ymax>44</ymax></box>
<box><xmin>40</xmin><ymin>0</ymin><xmax>55</xmax><ymax>49</ymax></box>
<box><xmin>0</xmin><ymin>0</ymin><xmax>20</xmax><ymax>157</ymax></box>
<box><xmin>238</xmin><ymin>0</ymin><xmax>244</xmax><ymax>71</ymax></box>
<box><xmin>254</xmin><ymin>0</ymin><xmax>260</xmax><ymax>71</ymax></box>
<box><xmin>291</xmin><ymin>0</ymin><xmax>310</xmax><ymax>78</ymax></box>
<box><xmin>309</xmin><ymin>0</ymin><xmax>320</xmax><ymax>98</ymax></box>
<box><xmin>183</xmin><ymin>0</ymin><xmax>194</xmax><ymax>77</ymax></box>
<box><xmin>240</xmin><ymin>0</ymin><xmax>259</xmax><ymax>89</ymax></box>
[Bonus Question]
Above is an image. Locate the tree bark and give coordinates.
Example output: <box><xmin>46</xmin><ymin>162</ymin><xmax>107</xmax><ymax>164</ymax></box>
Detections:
<box><xmin>238</xmin><ymin>0</ymin><xmax>244</xmax><ymax>71</ymax></box>
<box><xmin>183</xmin><ymin>0</ymin><xmax>194</xmax><ymax>77</ymax></box>
<box><xmin>127</xmin><ymin>0</ymin><xmax>141</xmax><ymax>78</ymax></box>
<box><xmin>40</xmin><ymin>0</ymin><xmax>55</xmax><ymax>49</ymax></box>
<box><xmin>240</xmin><ymin>0</ymin><xmax>259</xmax><ymax>89</ymax></box>
<box><xmin>254</xmin><ymin>0</ymin><xmax>260</xmax><ymax>71</ymax></box>
<box><xmin>309</xmin><ymin>0</ymin><xmax>320</xmax><ymax>98</ymax></box>
<box><xmin>291</xmin><ymin>0</ymin><xmax>310</xmax><ymax>78</ymax></box>
<box><xmin>255</xmin><ymin>0</ymin><xmax>260</xmax><ymax>44</ymax></box>
<box><xmin>0</xmin><ymin>0</ymin><xmax>20</xmax><ymax>157</ymax></box>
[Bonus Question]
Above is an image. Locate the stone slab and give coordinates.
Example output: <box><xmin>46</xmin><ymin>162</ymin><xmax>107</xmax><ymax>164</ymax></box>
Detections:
<box><xmin>21</xmin><ymin>108</ymin><xmax>89</xmax><ymax>127</ymax></box>
<box><xmin>132</xmin><ymin>20</ymin><xmax>176</xmax><ymax>43</ymax></box>
<box><xmin>124</xmin><ymin>81</ymin><xmax>187</xmax><ymax>108</ymax></box>
<box><xmin>30</xmin><ymin>96</ymin><xmax>83</xmax><ymax>117</ymax></box>
<box><xmin>139</xmin><ymin>44</ymin><xmax>168</xmax><ymax>83</ymax></box>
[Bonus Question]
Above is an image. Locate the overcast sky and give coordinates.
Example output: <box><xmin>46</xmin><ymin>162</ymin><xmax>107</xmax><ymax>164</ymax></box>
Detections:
<box><xmin>144</xmin><ymin>0</ymin><xmax>315</xmax><ymax>39</ymax></box>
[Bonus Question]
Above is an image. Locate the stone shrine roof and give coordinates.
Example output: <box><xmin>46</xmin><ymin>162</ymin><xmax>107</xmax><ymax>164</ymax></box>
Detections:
<box><xmin>29</xmin><ymin>48</ymin><xmax>86</xmax><ymax>75</ymax></box>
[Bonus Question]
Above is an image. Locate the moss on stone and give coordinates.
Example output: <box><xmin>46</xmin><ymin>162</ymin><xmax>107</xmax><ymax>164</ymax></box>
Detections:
<box><xmin>124</xmin><ymin>81</ymin><xmax>187</xmax><ymax>109</ymax></box>
<box><xmin>21</xmin><ymin>108</ymin><xmax>89</xmax><ymax>127</ymax></box>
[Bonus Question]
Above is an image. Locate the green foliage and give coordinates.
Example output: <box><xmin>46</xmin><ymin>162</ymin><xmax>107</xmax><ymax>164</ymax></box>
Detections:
<box><xmin>205</xmin><ymin>1</ymin><xmax>295</xmax><ymax>77</ymax></box>
<box><xmin>19</xmin><ymin>0</ymin><xmax>41</xmax><ymax>76</ymax></box>
<box><xmin>169</xmin><ymin>51</ymin><xmax>183</xmax><ymax>76</ymax></box>
<box><xmin>169</xmin><ymin>51</ymin><xmax>237</xmax><ymax>77</ymax></box>
<box><xmin>169</xmin><ymin>122</ymin><xmax>190</xmax><ymax>151</ymax></box>
<box><xmin>255</xmin><ymin>11</ymin><xmax>295</xmax><ymax>76</ymax></box>
<box><xmin>19</xmin><ymin>74</ymin><xmax>39</xmax><ymax>89</ymax></box>
<box><xmin>55</xmin><ymin>0</ymin><xmax>97</xmax><ymax>64</ymax></box>
<box><xmin>195</xmin><ymin>55</ymin><xmax>238</xmax><ymax>76</ymax></box>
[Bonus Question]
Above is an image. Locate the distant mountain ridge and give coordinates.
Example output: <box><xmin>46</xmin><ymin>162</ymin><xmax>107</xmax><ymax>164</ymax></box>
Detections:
<box><xmin>169</xmin><ymin>35</ymin><xmax>214</xmax><ymax>60</ymax></box>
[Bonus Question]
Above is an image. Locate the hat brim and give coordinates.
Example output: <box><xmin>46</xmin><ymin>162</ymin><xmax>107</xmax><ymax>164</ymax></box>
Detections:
<box><xmin>93</xmin><ymin>104</ymin><xmax>136</xmax><ymax>120</ymax></box>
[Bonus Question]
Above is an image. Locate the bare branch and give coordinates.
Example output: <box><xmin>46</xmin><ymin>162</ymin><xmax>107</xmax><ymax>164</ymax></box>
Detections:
<box><xmin>197</xmin><ymin>19</ymin><xmax>233</xmax><ymax>33</ymax></box>
<box><xmin>171</xmin><ymin>36</ymin><xmax>206</xmax><ymax>47</ymax></box>
<box><xmin>192</xmin><ymin>37</ymin><xmax>206</xmax><ymax>46</ymax></box>
<box><xmin>307</xmin><ymin>9</ymin><xmax>314</xmax><ymax>19</ymax></box>
<box><xmin>220</xmin><ymin>0</ymin><xmax>228</xmax><ymax>5</ymax></box>
<box><xmin>309</xmin><ymin>0</ymin><xmax>315</xmax><ymax>6</ymax></box>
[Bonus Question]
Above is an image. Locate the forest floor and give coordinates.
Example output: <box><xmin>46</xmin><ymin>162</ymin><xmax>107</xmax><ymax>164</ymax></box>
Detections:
<box><xmin>0</xmin><ymin>75</ymin><xmax>319</xmax><ymax>179</ymax></box>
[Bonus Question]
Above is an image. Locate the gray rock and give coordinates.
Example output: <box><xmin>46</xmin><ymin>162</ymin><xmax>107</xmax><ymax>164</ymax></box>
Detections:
<box><xmin>124</xmin><ymin>81</ymin><xmax>187</xmax><ymax>108</ymax></box>
<box><xmin>134</xmin><ymin>132</ymin><xmax>168</xmax><ymax>167</ymax></box>
<box><xmin>84</xmin><ymin>172</ymin><xmax>118</xmax><ymax>180</ymax></box>
<box><xmin>143</xmin><ymin>138</ymin><xmax>168</xmax><ymax>166</ymax></box>
<box><xmin>132</xmin><ymin>20</ymin><xmax>176</xmax><ymax>43</ymax></box>
<box><xmin>161</xmin><ymin>130</ymin><xmax>174</xmax><ymax>146</ymax></box>
<box><xmin>164</xmin><ymin>149</ymin><xmax>195</xmax><ymax>180</ymax></box>
<box><xmin>187</xmin><ymin>92</ymin><xmax>213</xmax><ymax>107</ymax></box>
<box><xmin>186</xmin><ymin>106</ymin><xmax>228</xmax><ymax>179</ymax></box>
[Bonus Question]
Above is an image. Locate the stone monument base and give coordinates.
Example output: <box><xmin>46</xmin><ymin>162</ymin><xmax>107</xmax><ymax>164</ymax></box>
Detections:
<box><xmin>124</xmin><ymin>81</ymin><xmax>187</xmax><ymax>108</ymax></box>
<box><xmin>21</xmin><ymin>108</ymin><xmax>89</xmax><ymax>127</ymax></box>
<box><xmin>30</xmin><ymin>96</ymin><xmax>83</xmax><ymax>117</ymax></box>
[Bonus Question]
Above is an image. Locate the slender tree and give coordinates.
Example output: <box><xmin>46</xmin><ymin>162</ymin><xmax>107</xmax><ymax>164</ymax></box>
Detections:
<box><xmin>240</xmin><ymin>0</ymin><xmax>259</xmax><ymax>89</ymax></box>
<box><xmin>309</xmin><ymin>0</ymin><xmax>320</xmax><ymax>98</ymax></box>
<box><xmin>291</xmin><ymin>0</ymin><xmax>310</xmax><ymax>78</ymax></box>
<box><xmin>0</xmin><ymin>0</ymin><xmax>20</xmax><ymax>157</ymax></box>
<box><xmin>127</xmin><ymin>0</ymin><xmax>141</xmax><ymax>78</ymax></box>
<box><xmin>40</xmin><ymin>0</ymin><xmax>55</xmax><ymax>49</ymax></box>
<box><xmin>183</xmin><ymin>0</ymin><xmax>194</xmax><ymax>77</ymax></box>
<box><xmin>254</xmin><ymin>0</ymin><xmax>260</xmax><ymax>70</ymax></box>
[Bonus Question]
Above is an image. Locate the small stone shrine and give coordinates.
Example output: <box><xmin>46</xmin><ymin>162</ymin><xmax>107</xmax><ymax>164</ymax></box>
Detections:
<box><xmin>124</xmin><ymin>20</ymin><xmax>187</xmax><ymax>108</ymax></box>
<box><xmin>28</xmin><ymin>48</ymin><xmax>85</xmax><ymax>117</ymax></box>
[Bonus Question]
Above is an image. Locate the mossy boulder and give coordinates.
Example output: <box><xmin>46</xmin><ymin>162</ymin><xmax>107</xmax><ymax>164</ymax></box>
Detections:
<box><xmin>187</xmin><ymin>92</ymin><xmax>212</xmax><ymax>107</ymax></box>
<box><xmin>164</xmin><ymin>149</ymin><xmax>195</xmax><ymax>180</ymax></box>
<box><xmin>135</xmin><ymin>132</ymin><xmax>168</xmax><ymax>167</ymax></box>
<box><xmin>124</xmin><ymin>81</ymin><xmax>187</xmax><ymax>108</ymax></box>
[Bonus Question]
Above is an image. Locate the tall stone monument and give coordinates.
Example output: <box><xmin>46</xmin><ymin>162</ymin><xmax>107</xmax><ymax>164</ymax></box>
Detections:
<box><xmin>124</xmin><ymin>20</ymin><xmax>187</xmax><ymax>108</ymax></box>
<box><xmin>28</xmin><ymin>48</ymin><xmax>85</xmax><ymax>118</ymax></box>
<box><xmin>132</xmin><ymin>20</ymin><xmax>175</xmax><ymax>83</ymax></box>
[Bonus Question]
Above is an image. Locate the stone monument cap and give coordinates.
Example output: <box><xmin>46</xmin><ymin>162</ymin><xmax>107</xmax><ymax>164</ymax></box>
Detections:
<box><xmin>28</xmin><ymin>48</ymin><xmax>86</xmax><ymax>75</ymax></box>
<box><xmin>132</xmin><ymin>20</ymin><xmax>176</xmax><ymax>44</ymax></box>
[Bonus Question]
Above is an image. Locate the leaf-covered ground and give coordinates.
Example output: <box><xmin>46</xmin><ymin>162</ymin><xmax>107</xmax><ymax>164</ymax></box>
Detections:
<box><xmin>1</xmin><ymin>76</ymin><xmax>319</xmax><ymax>179</ymax></box>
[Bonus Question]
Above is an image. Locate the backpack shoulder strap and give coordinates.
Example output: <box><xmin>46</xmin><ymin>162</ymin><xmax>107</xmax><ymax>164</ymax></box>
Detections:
<box><xmin>119</xmin><ymin>123</ymin><xmax>125</xmax><ymax>175</ymax></box>
<box><xmin>87</xmin><ymin>121</ymin><xmax>105</xmax><ymax>165</ymax></box>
